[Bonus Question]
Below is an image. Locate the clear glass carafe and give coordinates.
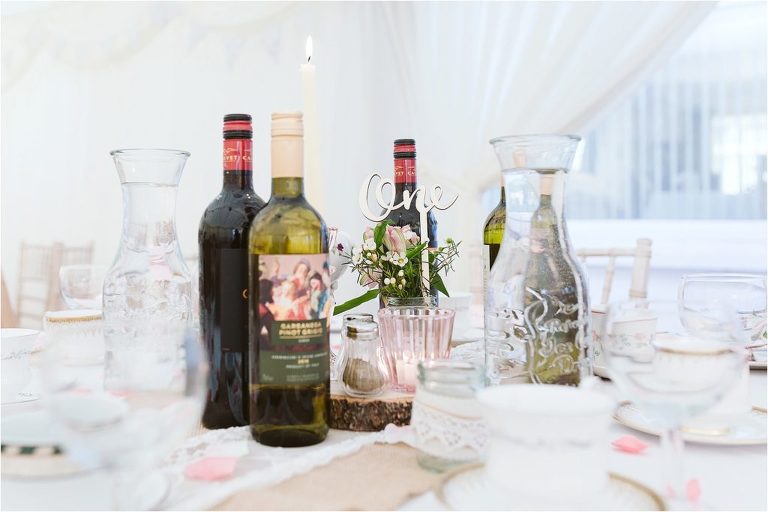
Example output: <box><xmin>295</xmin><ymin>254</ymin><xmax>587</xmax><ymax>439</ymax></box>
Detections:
<box><xmin>103</xmin><ymin>149</ymin><xmax>193</xmax><ymax>390</ymax></box>
<box><xmin>484</xmin><ymin>135</ymin><xmax>591</xmax><ymax>386</ymax></box>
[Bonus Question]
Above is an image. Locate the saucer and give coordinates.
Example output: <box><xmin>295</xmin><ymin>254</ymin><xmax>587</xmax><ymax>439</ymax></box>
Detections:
<box><xmin>596</xmin><ymin>360</ymin><xmax>767</xmax><ymax>376</ymax></box>
<box><xmin>614</xmin><ymin>402</ymin><xmax>767</xmax><ymax>445</ymax></box>
<box><xmin>1</xmin><ymin>410</ymin><xmax>87</xmax><ymax>477</ymax></box>
<box><xmin>436</xmin><ymin>464</ymin><xmax>666</xmax><ymax>510</ymax></box>
<box><xmin>1</xmin><ymin>391</ymin><xmax>40</xmax><ymax>405</ymax></box>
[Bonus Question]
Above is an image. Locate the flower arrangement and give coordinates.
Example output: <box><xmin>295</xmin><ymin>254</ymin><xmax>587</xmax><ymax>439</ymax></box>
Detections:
<box><xmin>333</xmin><ymin>221</ymin><xmax>460</xmax><ymax>314</ymax></box>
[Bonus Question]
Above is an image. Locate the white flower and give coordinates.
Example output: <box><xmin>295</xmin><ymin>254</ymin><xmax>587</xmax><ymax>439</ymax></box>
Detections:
<box><xmin>401</xmin><ymin>278</ymin><xmax>406</xmax><ymax>285</ymax></box>
<box><xmin>363</xmin><ymin>238</ymin><xmax>377</xmax><ymax>251</ymax></box>
<box><xmin>398</xmin><ymin>270</ymin><xmax>404</xmax><ymax>277</ymax></box>
<box><xmin>352</xmin><ymin>252</ymin><xmax>363</xmax><ymax>264</ymax></box>
<box><xmin>393</xmin><ymin>252</ymin><xmax>408</xmax><ymax>267</ymax></box>
<box><xmin>381</xmin><ymin>252</ymin><xmax>389</xmax><ymax>261</ymax></box>
<box><xmin>398</xmin><ymin>284</ymin><xmax>403</xmax><ymax>290</ymax></box>
<box><xmin>370</xmin><ymin>253</ymin><xmax>378</xmax><ymax>262</ymax></box>
<box><xmin>352</xmin><ymin>245</ymin><xmax>362</xmax><ymax>256</ymax></box>
<box><xmin>384</xmin><ymin>277</ymin><xmax>391</xmax><ymax>285</ymax></box>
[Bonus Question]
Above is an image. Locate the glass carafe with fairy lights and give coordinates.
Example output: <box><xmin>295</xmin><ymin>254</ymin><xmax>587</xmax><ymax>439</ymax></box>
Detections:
<box><xmin>484</xmin><ymin>135</ymin><xmax>591</xmax><ymax>386</ymax></box>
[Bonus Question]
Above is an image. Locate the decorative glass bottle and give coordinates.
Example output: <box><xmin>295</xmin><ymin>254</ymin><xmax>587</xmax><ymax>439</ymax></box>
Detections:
<box><xmin>103</xmin><ymin>149</ymin><xmax>193</xmax><ymax>389</ymax></box>
<box><xmin>484</xmin><ymin>135</ymin><xmax>591</xmax><ymax>386</ymax></box>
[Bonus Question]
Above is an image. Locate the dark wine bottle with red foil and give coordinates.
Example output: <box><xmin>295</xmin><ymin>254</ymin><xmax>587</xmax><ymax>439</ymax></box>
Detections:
<box><xmin>383</xmin><ymin>139</ymin><xmax>438</xmax><ymax>248</ymax></box>
<box><xmin>199</xmin><ymin>114</ymin><xmax>266</xmax><ymax>429</ymax></box>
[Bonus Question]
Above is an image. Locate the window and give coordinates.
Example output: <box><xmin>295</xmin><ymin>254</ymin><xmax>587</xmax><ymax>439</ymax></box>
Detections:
<box><xmin>568</xmin><ymin>1</ymin><xmax>767</xmax><ymax>220</ymax></box>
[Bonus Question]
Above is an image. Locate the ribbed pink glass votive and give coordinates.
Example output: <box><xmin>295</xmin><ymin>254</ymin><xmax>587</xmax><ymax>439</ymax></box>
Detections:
<box><xmin>378</xmin><ymin>306</ymin><xmax>455</xmax><ymax>392</ymax></box>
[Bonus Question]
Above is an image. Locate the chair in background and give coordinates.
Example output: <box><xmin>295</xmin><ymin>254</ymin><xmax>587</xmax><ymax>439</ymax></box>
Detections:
<box><xmin>15</xmin><ymin>241</ymin><xmax>94</xmax><ymax>328</ymax></box>
<box><xmin>2</xmin><ymin>272</ymin><xmax>18</xmax><ymax>327</ymax></box>
<box><xmin>576</xmin><ymin>238</ymin><xmax>652</xmax><ymax>306</ymax></box>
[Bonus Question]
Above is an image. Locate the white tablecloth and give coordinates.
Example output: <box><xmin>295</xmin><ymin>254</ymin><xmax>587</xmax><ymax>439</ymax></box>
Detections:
<box><xmin>2</xmin><ymin>373</ymin><xmax>766</xmax><ymax>511</ymax></box>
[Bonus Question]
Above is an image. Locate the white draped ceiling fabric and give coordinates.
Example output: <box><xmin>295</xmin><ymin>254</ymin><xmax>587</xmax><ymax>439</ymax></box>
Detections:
<box><xmin>1</xmin><ymin>1</ymin><xmax>714</xmax><ymax>304</ymax></box>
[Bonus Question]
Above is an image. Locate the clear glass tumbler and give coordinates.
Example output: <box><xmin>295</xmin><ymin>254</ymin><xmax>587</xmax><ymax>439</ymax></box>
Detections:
<box><xmin>412</xmin><ymin>360</ymin><xmax>486</xmax><ymax>472</ymax></box>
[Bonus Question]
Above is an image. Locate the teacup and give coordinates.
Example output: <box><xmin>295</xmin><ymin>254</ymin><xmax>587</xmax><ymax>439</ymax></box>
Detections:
<box><xmin>591</xmin><ymin>305</ymin><xmax>608</xmax><ymax>367</ymax></box>
<box><xmin>653</xmin><ymin>335</ymin><xmax>751</xmax><ymax>428</ymax></box>
<box><xmin>44</xmin><ymin>310</ymin><xmax>104</xmax><ymax>366</ymax></box>
<box><xmin>1</xmin><ymin>328</ymin><xmax>38</xmax><ymax>403</ymax></box>
<box><xmin>477</xmin><ymin>384</ymin><xmax>613</xmax><ymax>499</ymax></box>
<box><xmin>605</xmin><ymin>308</ymin><xmax>657</xmax><ymax>362</ymax></box>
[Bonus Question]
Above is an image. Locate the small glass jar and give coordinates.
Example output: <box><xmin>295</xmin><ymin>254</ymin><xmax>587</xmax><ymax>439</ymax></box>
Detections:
<box><xmin>43</xmin><ymin>309</ymin><xmax>104</xmax><ymax>365</ymax></box>
<box><xmin>411</xmin><ymin>360</ymin><xmax>487</xmax><ymax>472</ymax></box>
<box><xmin>333</xmin><ymin>313</ymin><xmax>374</xmax><ymax>381</ymax></box>
<box><xmin>338</xmin><ymin>320</ymin><xmax>388</xmax><ymax>397</ymax></box>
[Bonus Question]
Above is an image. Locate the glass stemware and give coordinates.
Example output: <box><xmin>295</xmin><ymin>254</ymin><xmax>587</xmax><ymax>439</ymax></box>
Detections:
<box><xmin>604</xmin><ymin>300</ymin><xmax>747</xmax><ymax>501</ymax></box>
<box><xmin>59</xmin><ymin>264</ymin><xmax>108</xmax><ymax>309</ymax></box>
<box><xmin>39</xmin><ymin>327</ymin><xmax>207</xmax><ymax>510</ymax></box>
<box><xmin>678</xmin><ymin>273</ymin><xmax>767</xmax><ymax>348</ymax></box>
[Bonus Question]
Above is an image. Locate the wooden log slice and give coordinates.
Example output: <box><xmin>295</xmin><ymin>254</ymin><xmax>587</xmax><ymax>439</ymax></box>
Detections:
<box><xmin>329</xmin><ymin>381</ymin><xmax>413</xmax><ymax>432</ymax></box>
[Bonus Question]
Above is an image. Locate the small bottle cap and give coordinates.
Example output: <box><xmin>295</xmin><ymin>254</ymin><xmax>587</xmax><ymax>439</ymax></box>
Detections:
<box><xmin>343</xmin><ymin>313</ymin><xmax>374</xmax><ymax>323</ymax></box>
<box><xmin>345</xmin><ymin>320</ymin><xmax>378</xmax><ymax>340</ymax></box>
<box><xmin>271</xmin><ymin>112</ymin><xmax>304</xmax><ymax>138</ymax></box>
<box><xmin>394</xmin><ymin>138</ymin><xmax>416</xmax><ymax>159</ymax></box>
<box><xmin>223</xmin><ymin>113</ymin><xmax>252</xmax><ymax>139</ymax></box>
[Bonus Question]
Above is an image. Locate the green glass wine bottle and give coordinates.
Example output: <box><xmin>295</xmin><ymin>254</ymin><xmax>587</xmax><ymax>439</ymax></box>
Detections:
<box><xmin>482</xmin><ymin>178</ymin><xmax>505</xmax><ymax>294</ymax></box>
<box><xmin>248</xmin><ymin>112</ymin><xmax>330</xmax><ymax>447</ymax></box>
<box><xmin>522</xmin><ymin>172</ymin><xmax>585</xmax><ymax>386</ymax></box>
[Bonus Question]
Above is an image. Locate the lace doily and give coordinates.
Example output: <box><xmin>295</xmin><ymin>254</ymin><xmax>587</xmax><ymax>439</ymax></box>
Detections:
<box><xmin>411</xmin><ymin>400</ymin><xmax>488</xmax><ymax>460</ymax></box>
<box><xmin>161</xmin><ymin>427</ymin><xmax>387</xmax><ymax>510</ymax></box>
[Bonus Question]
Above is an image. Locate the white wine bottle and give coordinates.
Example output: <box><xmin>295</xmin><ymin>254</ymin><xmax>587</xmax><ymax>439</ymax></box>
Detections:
<box><xmin>482</xmin><ymin>177</ymin><xmax>505</xmax><ymax>296</ymax></box>
<box><xmin>248</xmin><ymin>112</ymin><xmax>331</xmax><ymax>447</ymax></box>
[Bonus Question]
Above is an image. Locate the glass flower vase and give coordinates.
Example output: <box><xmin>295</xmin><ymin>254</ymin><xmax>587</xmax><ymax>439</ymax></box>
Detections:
<box><xmin>103</xmin><ymin>149</ymin><xmax>193</xmax><ymax>390</ymax></box>
<box><xmin>484</xmin><ymin>135</ymin><xmax>591</xmax><ymax>386</ymax></box>
<box><xmin>378</xmin><ymin>298</ymin><xmax>455</xmax><ymax>392</ymax></box>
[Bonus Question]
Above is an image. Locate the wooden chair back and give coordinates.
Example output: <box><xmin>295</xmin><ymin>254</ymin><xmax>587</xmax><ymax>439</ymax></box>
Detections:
<box><xmin>15</xmin><ymin>241</ymin><xmax>94</xmax><ymax>328</ymax></box>
<box><xmin>576</xmin><ymin>238</ymin><xmax>652</xmax><ymax>306</ymax></box>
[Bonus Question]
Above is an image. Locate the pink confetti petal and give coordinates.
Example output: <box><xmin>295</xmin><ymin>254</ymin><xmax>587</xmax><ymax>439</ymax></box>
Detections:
<box><xmin>686</xmin><ymin>478</ymin><xmax>701</xmax><ymax>502</ymax></box>
<box><xmin>185</xmin><ymin>457</ymin><xmax>238</xmax><ymax>481</ymax></box>
<box><xmin>611</xmin><ymin>435</ymin><xmax>648</xmax><ymax>454</ymax></box>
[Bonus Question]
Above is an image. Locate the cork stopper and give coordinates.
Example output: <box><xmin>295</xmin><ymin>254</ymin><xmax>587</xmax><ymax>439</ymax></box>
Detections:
<box><xmin>271</xmin><ymin>112</ymin><xmax>304</xmax><ymax>138</ymax></box>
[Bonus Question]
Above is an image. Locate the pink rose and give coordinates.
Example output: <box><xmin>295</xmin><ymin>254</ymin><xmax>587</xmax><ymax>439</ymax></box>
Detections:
<box><xmin>383</xmin><ymin>225</ymin><xmax>408</xmax><ymax>254</ymax></box>
<box><xmin>401</xmin><ymin>225</ymin><xmax>421</xmax><ymax>246</ymax></box>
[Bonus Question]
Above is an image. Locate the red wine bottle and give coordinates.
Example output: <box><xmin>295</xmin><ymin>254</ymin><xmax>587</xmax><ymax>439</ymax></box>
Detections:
<box><xmin>199</xmin><ymin>114</ymin><xmax>266</xmax><ymax>429</ymax></box>
<box><xmin>383</xmin><ymin>139</ymin><xmax>438</xmax><ymax>248</ymax></box>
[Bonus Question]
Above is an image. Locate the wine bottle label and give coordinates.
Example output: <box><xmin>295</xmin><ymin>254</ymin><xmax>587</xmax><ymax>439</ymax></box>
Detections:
<box><xmin>219</xmin><ymin>248</ymin><xmax>249</xmax><ymax>352</ymax></box>
<box><xmin>223</xmin><ymin>139</ymin><xmax>253</xmax><ymax>171</ymax></box>
<box><xmin>254</xmin><ymin>253</ymin><xmax>331</xmax><ymax>385</ymax></box>
<box><xmin>394</xmin><ymin>158</ymin><xmax>416</xmax><ymax>184</ymax></box>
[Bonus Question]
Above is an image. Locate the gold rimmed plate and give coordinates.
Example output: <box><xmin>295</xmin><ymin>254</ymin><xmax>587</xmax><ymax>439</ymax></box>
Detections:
<box><xmin>614</xmin><ymin>402</ymin><xmax>767</xmax><ymax>446</ymax></box>
<box><xmin>435</xmin><ymin>464</ymin><xmax>666</xmax><ymax>511</ymax></box>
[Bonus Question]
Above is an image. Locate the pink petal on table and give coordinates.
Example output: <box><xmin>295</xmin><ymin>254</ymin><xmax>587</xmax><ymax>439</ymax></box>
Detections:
<box><xmin>184</xmin><ymin>457</ymin><xmax>238</xmax><ymax>481</ymax></box>
<box><xmin>611</xmin><ymin>435</ymin><xmax>648</xmax><ymax>454</ymax></box>
<box><xmin>686</xmin><ymin>478</ymin><xmax>701</xmax><ymax>502</ymax></box>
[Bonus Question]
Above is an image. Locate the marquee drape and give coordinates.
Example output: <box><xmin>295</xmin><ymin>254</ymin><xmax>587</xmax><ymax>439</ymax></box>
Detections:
<box><xmin>0</xmin><ymin>1</ymin><xmax>715</xmax><ymax>300</ymax></box>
